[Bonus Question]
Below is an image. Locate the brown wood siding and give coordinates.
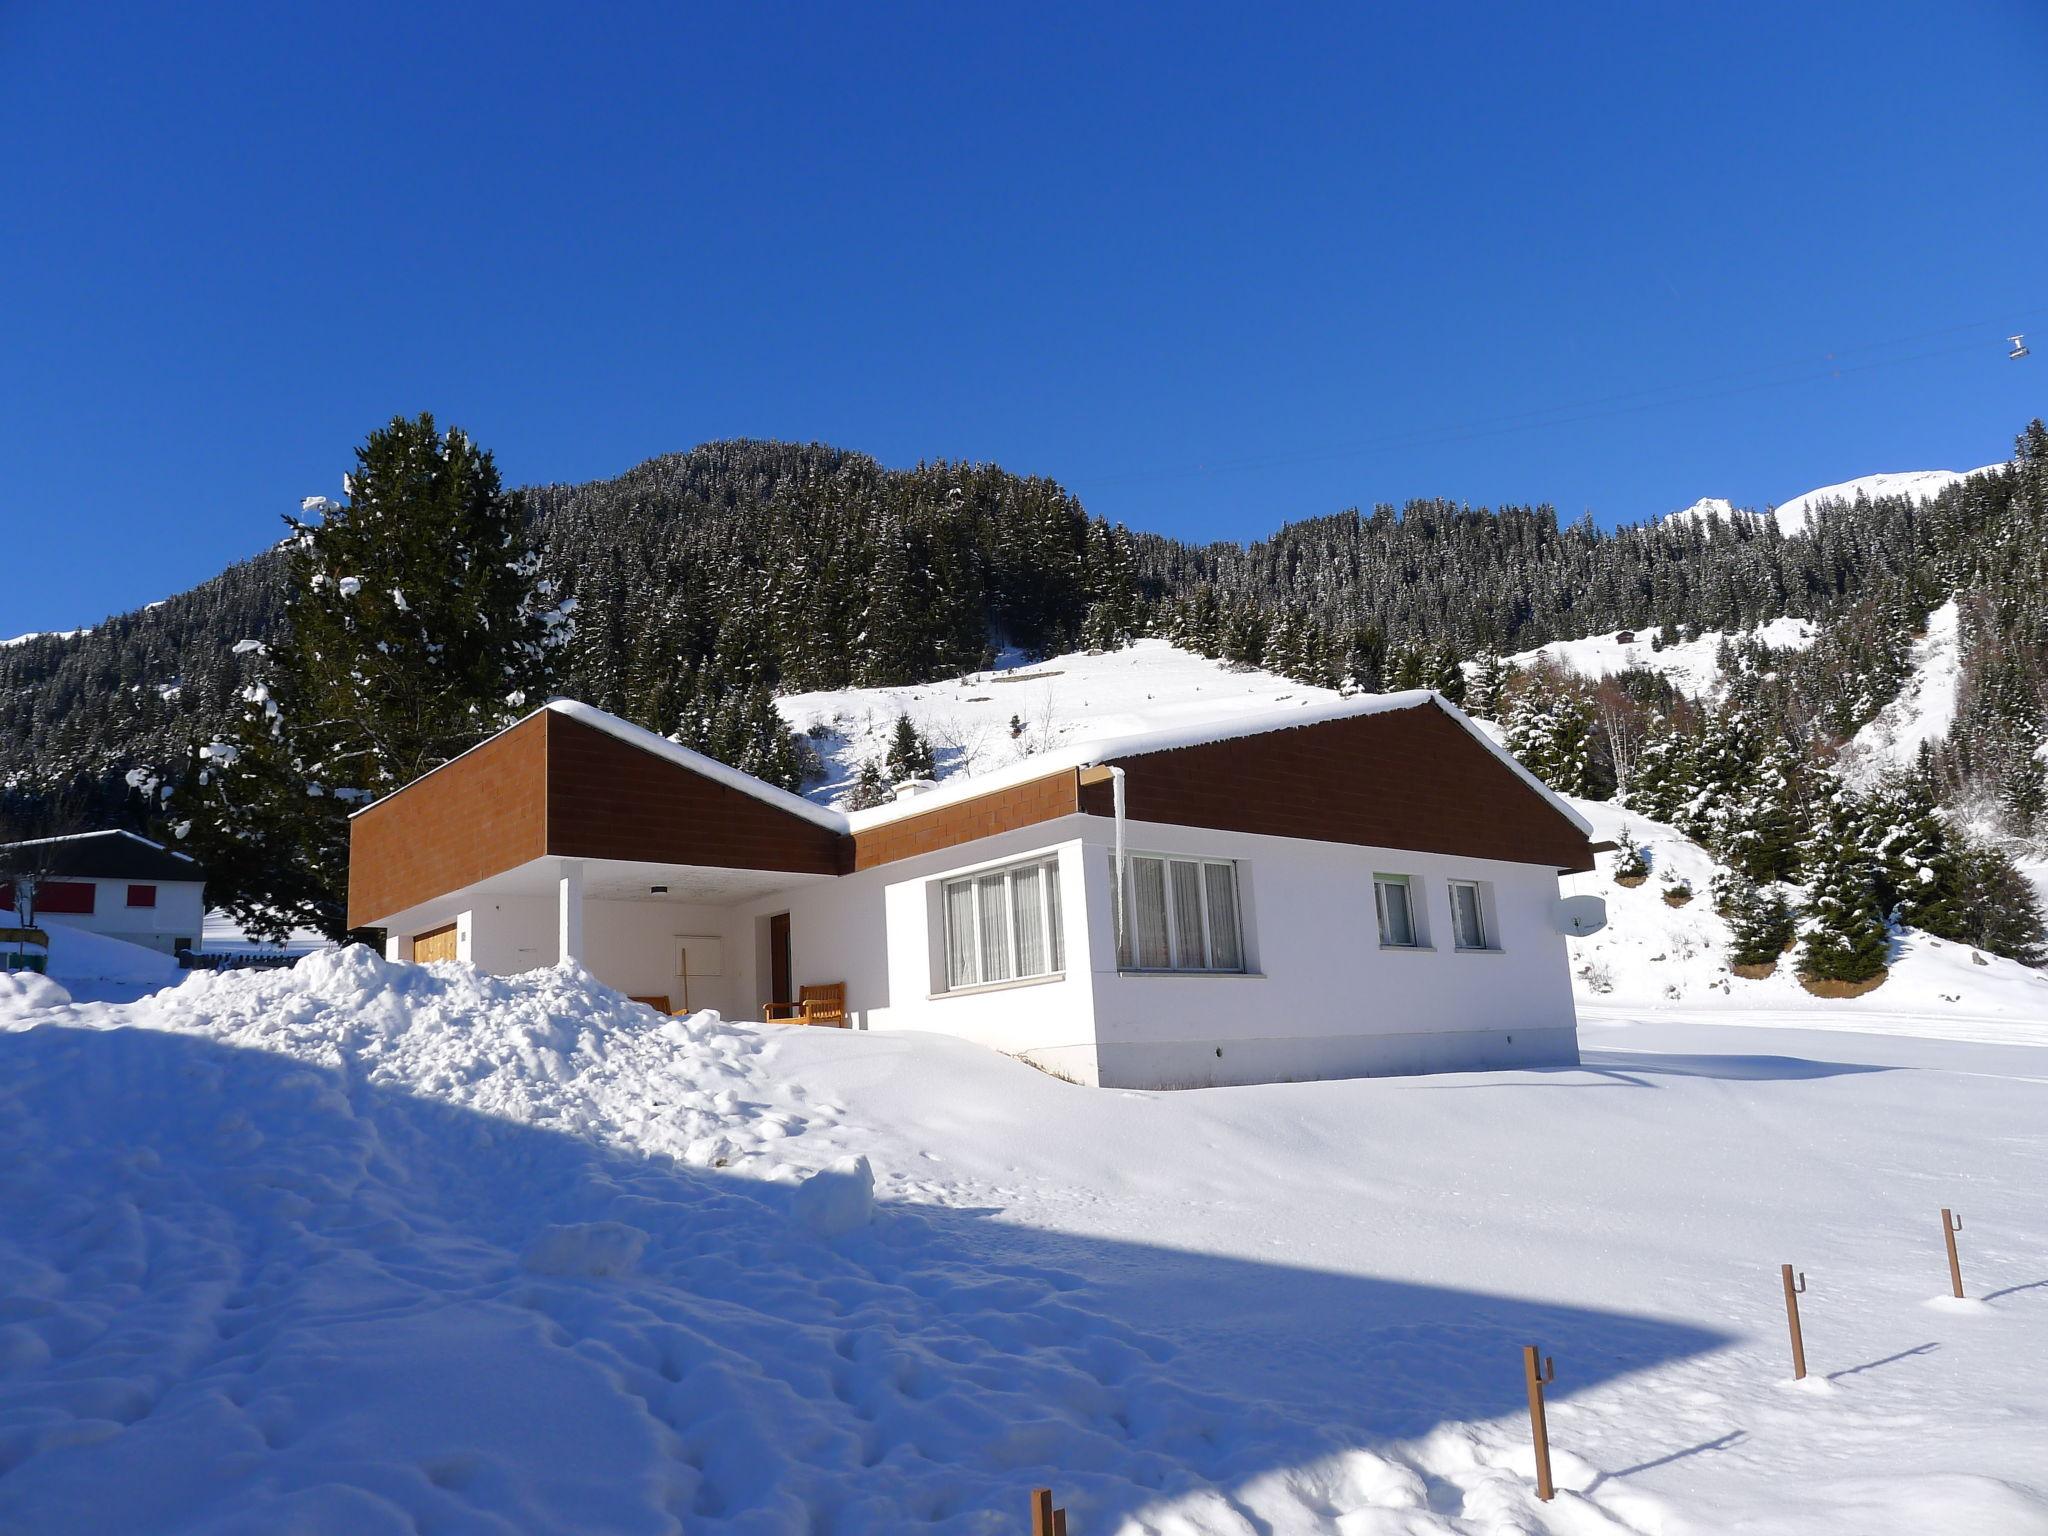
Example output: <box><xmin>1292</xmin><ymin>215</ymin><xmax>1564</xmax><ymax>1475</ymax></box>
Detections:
<box><xmin>347</xmin><ymin>713</ymin><xmax>550</xmax><ymax>929</ymax></box>
<box><xmin>411</xmin><ymin>922</ymin><xmax>458</xmax><ymax>963</ymax></box>
<box><xmin>850</xmin><ymin>770</ymin><xmax>1081</xmax><ymax>871</ymax></box>
<box><xmin>544</xmin><ymin>711</ymin><xmax>848</xmax><ymax>875</ymax></box>
<box><xmin>1075</xmin><ymin>704</ymin><xmax>1594</xmax><ymax>872</ymax></box>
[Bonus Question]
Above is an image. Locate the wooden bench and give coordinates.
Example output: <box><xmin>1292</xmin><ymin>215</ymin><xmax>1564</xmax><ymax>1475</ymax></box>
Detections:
<box><xmin>762</xmin><ymin>982</ymin><xmax>847</xmax><ymax>1028</ymax></box>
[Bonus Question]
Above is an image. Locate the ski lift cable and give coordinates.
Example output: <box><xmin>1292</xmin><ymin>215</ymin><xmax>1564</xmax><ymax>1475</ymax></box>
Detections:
<box><xmin>1081</xmin><ymin>306</ymin><xmax>2045</xmax><ymax>490</ymax></box>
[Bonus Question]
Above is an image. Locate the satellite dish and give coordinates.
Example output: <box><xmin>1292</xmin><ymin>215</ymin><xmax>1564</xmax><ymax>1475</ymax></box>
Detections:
<box><xmin>1554</xmin><ymin>894</ymin><xmax>1608</xmax><ymax>937</ymax></box>
<box><xmin>2011</xmin><ymin>334</ymin><xmax>2031</xmax><ymax>360</ymax></box>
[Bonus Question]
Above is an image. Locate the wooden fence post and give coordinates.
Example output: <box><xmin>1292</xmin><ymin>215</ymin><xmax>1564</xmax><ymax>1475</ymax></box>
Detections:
<box><xmin>1941</xmin><ymin>1209</ymin><xmax>1965</xmax><ymax>1299</ymax></box>
<box><xmin>1522</xmin><ymin>1345</ymin><xmax>1556</xmax><ymax>1501</ymax></box>
<box><xmin>1781</xmin><ymin>1265</ymin><xmax>1808</xmax><ymax>1380</ymax></box>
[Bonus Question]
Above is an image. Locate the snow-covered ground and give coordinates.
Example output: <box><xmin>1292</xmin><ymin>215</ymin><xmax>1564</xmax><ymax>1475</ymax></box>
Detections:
<box><xmin>1566</xmin><ymin>796</ymin><xmax>2048</xmax><ymax>1042</ymax></box>
<box><xmin>3</xmin><ymin>950</ymin><xmax>2046</xmax><ymax>1534</ymax></box>
<box><xmin>1500</xmin><ymin>617</ymin><xmax>1815</xmax><ymax>699</ymax></box>
<box><xmin>780</xmin><ymin>640</ymin><xmax>1345</xmax><ymax>806</ymax></box>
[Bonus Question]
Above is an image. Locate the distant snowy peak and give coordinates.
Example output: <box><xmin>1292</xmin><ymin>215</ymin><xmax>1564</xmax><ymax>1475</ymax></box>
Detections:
<box><xmin>1658</xmin><ymin>496</ymin><xmax>1753</xmax><ymax>527</ymax></box>
<box><xmin>1770</xmin><ymin>467</ymin><xmax>1998</xmax><ymax>536</ymax></box>
<box><xmin>1661</xmin><ymin>464</ymin><xmax>2003</xmax><ymax>537</ymax></box>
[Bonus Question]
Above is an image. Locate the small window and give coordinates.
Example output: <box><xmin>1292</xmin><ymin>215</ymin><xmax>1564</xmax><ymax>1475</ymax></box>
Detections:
<box><xmin>127</xmin><ymin>884</ymin><xmax>158</xmax><ymax>908</ymax></box>
<box><xmin>942</xmin><ymin>856</ymin><xmax>1064</xmax><ymax>991</ymax></box>
<box><xmin>1374</xmin><ymin>874</ymin><xmax>1418</xmax><ymax>948</ymax></box>
<box><xmin>1450</xmin><ymin>880</ymin><xmax>1489</xmax><ymax>950</ymax></box>
<box><xmin>1114</xmin><ymin>854</ymin><xmax>1245</xmax><ymax>972</ymax></box>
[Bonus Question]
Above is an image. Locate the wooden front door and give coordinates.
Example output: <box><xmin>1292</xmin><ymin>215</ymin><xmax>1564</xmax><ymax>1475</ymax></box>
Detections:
<box><xmin>768</xmin><ymin>912</ymin><xmax>792</xmax><ymax>1004</ymax></box>
<box><xmin>412</xmin><ymin>922</ymin><xmax>458</xmax><ymax>963</ymax></box>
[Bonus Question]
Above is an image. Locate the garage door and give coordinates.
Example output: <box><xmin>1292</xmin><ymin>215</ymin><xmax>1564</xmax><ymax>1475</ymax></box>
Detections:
<box><xmin>412</xmin><ymin>923</ymin><xmax>458</xmax><ymax>963</ymax></box>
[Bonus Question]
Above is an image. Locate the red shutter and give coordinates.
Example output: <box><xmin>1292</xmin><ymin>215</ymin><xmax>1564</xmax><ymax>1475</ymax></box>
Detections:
<box><xmin>36</xmin><ymin>882</ymin><xmax>96</xmax><ymax>915</ymax></box>
<box><xmin>127</xmin><ymin>884</ymin><xmax>158</xmax><ymax>908</ymax></box>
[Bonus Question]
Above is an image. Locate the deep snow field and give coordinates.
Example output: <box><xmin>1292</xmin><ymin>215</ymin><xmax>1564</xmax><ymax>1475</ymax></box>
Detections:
<box><xmin>3</xmin><ymin>938</ymin><xmax>2047</xmax><ymax>1535</ymax></box>
<box><xmin>7</xmin><ymin>634</ymin><xmax>2047</xmax><ymax>1533</ymax></box>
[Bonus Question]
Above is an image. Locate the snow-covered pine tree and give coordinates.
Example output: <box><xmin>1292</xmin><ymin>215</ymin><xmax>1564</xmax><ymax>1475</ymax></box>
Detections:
<box><xmin>1795</xmin><ymin>797</ymin><xmax>1891</xmax><ymax>988</ymax></box>
<box><xmin>843</xmin><ymin>759</ymin><xmax>893</xmax><ymax>810</ymax></box>
<box><xmin>1464</xmin><ymin>653</ymin><xmax>1512</xmax><ymax>718</ymax></box>
<box><xmin>1725</xmin><ymin>878</ymin><xmax>1798</xmax><ymax>973</ymax></box>
<box><xmin>1611</xmin><ymin>826</ymin><xmax>1649</xmax><ymax>885</ymax></box>
<box><xmin>171</xmin><ymin>414</ymin><xmax>570</xmax><ymax>940</ymax></box>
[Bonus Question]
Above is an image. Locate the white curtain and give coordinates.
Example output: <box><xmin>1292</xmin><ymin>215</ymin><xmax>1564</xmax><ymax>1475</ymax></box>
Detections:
<box><xmin>945</xmin><ymin>879</ymin><xmax>979</xmax><ymax>989</ymax></box>
<box><xmin>1453</xmin><ymin>884</ymin><xmax>1484</xmax><ymax>949</ymax></box>
<box><xmin>1204</xmin><ymin>862</ymin><xmax>1241</xmax><ymax>970</ymax></box>
<box><xmin>1170</xmin><ymin>859</ymin><xmax>1207</xmax><ymax>968</ymax></box>
<box><xmin>1011</xmin><ymin>862</ymin><xmax>1046</xmax><ymax>977</ymax></box>
<box><xmin>976</xmin><ymin>871</ymin><xmax>1012</xmax><ymax>982</ymax></box>
<box><xmin>1130</xmin><ymin>856</ymin><xmax>1170</xmax><ymax>969</ymax></box>
<box><xmin>1379</xmin><ymin>879</ymin><xmax>1414</xmax><ymax>947</ymax></box>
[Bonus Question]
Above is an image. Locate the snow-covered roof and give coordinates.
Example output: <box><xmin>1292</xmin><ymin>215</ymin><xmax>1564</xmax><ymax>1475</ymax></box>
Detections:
<box><xmin>0</xmin><ymin>828</ymin><xmax>203</xmax><ymax>881</ymax></box>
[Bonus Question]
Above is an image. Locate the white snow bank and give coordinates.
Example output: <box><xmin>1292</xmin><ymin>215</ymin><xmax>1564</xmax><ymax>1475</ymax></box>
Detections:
<box><xmin>42</xmin><ymin>923</ymin><xmax>186</xmax><ymax>988</ymax></box>
<box><xmin>2</xmin><ymin>954</ymin><xmax>2047</xmax><ymax>1531</ymax></box>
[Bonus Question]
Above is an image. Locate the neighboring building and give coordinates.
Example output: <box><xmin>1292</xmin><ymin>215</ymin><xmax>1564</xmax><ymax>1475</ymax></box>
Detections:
<box><xmin>347</xmin><ymin>695</ymin><xmax>1599</xmax><ymax>1090</ymax></box>
<box><xmin>0</xmin><ymin>830</ymin><xmax>206</xmax><ymax>956</ymax></box>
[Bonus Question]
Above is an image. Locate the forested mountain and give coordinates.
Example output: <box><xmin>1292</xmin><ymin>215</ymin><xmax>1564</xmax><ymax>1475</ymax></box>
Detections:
<box><xmin>5</xmin><ymin>425</ymin><xmax>2046</xmax><ymax>893</ymax></box>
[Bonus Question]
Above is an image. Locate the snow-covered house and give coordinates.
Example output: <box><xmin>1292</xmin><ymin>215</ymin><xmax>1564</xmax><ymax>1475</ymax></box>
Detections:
<box><xmin>0</xmin><ymin>830</ymin><xmax>206</xmax><ymax>956</ymax></box>
<box><xmin>347</xmin><ymin>693</ymin><xmax>1598</xmax><ymax>1088</ymax></box>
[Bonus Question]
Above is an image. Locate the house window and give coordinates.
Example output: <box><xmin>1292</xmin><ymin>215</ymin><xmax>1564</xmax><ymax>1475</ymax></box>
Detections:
<box><xmin>127</xmin><ymin>884</ymin><xmax>158</xmax><ymax>908</ymax></box>
<box><xmin>1450</xmin><ymin>880</ymin><xmax>1490</xmax><ymax>950</ymax></box>
<box><xmin>1374</xmin><ymin>874</ymin><xmax>1419</xmax><ymax>948</ymax></box>
<box><xmin>1116</xmin><ymin>854</ymin><xmax>1244</xmax><ymax>972</ymax></box>
<box><xmin>942</xmin><ymin>856</ymin><xmax>1064</xmax><ymax>991</ymax></box>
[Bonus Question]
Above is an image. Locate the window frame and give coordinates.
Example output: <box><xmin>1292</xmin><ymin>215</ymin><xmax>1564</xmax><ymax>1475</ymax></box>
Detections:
<box><xmin>1115</xmin><ymin>852</ymin><xmax>1246</xmax><ymax>975</ymax></box>
<box><xmin>939</xmin><ymin>855</ymin><xmax>1065</xmax><ymax>993</ymax></box>
<box><xmin>1448</xmin><ymin>878</ymin><xmax>1493</xmax><ymax>951</ymax></box>
<box><xmin>1373</xmin><ymin>873</ymin><xmax>1423</xmax><ymax>950</ymax></box>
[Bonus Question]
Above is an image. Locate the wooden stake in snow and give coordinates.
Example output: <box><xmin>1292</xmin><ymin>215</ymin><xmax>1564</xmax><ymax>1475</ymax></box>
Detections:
<box><xmin>1781</xmin><ymin>1265</ymin><xmax>1808</xmax><ymax>1380</ymax></box>
<box><xmin>1522</xmin><ymin>1345</ymin><xmax>1556</xmax><ymax>1502</ymax></box>
<box><xmin>1031</xmin><ymin>1486</ymin><xmax>1070</xmax><ymax>1536</ymax></box>
<box><xmin>1941</xmin><ymin>1208</ymin><xmax>1965</xmax><ymax>1299</ymax></box>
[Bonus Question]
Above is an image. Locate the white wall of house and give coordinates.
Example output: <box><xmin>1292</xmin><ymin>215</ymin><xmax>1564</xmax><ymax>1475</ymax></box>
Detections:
<box><xmin>375</xmin><ymin>813</ymin><xmax>1579</xmax><ymax>1090</ymax></box>
<box><xmin>729</xmin><ymin>824</ymin><xmax>1099</xmax><ymax>1075</ymax></box>
<box><xmin>18</xmin><ymin>878</ymin><xmax>206</xmax><ymax>955</ymax></box>
<box><xmin>1076</xmin><ymin>818</ymin><xmax>1578</xmax><ymax>1089</ymax></box>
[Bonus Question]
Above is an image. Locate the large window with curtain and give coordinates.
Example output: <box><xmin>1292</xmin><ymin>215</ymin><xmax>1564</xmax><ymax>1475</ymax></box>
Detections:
<box><xmin>1114</xmin><ymin>853</ymin><xmax>1244</xmax><ymax>973</ymax></box>
<box><xmin>941</xmin><ymin>856</ymin><xmax>1064</xmax><ymax>991</ymax></box>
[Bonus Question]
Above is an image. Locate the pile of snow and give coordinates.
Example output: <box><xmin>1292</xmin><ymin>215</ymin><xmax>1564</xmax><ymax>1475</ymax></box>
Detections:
<box><xmin>41</xmin><ymin>923</ymin><xmax>186</xmax><ymax>989</ymax></box>
<box><xmin>781</xmin><ymin>638</ymin><xmax>1345</xmax><ymax>806</ymax></box>
<box><xmin>1565</xmin><ymin>795</ymin><xmax>2048</xmax><ymax>1042</ymax></box>
<box><xmin>1498</xmin><ymin>616</ymin><xmax>1815</xmax><ymax>699</ymax></box>
<box><xmin>4</xmin><ymin>949</ymin><xmax>2048</xmax><ymax>1530</ymax></box>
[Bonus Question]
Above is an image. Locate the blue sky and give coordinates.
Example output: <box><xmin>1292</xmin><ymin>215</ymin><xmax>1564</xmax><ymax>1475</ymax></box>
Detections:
<box><xmin>4</xmin><ymin>2</ymin><xmax>2044</xmax><ymax>635</ymax></box>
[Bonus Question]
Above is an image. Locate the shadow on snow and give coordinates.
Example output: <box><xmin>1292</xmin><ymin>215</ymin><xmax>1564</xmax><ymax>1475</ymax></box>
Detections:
<box><xmin>0</xmin><ymin>1023</ymin><xmax>1732</xmax><ymax>1532</ymax></box>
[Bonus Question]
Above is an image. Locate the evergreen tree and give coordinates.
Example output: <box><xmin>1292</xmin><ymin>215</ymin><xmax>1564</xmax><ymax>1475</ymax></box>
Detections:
<box><xmin>884</xmin><ymin>714</ymin><xmax>937</xmax><ymax>781</ymax></box>
<box><xmin>843</xmin><ymin>759</ymin><xmax>893</xmax><ymax>810</ymax></box>
<box><xmin>1611</xmin><ymin>826</ymin><xmax>1649</xmax><ymax>884</ymax></box>
<box><xmin>1465</xmin><ymin>653</ymin><xmax>1512</xmax><ymax>718</ymax></box>
<box><xmin>1796</xmin><ymin>802</ymin><xmax>1891</xmax><ymax>985</ymax></box>
<box><xmin>171</xmin><ymin>414</ymin><xmax>567</xmax><ymax>940</ymax></box>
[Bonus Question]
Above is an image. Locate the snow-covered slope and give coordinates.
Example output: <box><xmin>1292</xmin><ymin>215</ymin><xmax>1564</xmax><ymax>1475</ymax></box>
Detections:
<box><xmin>1564</xmin><ymin>795</ymin><xmax>2048</xmax><ymax>1041</ymax></box>
<box><xmin>1837</xmin><ymin>598</ymin><xmax>1964</xmax><ymax>787</ymax></box>
<box><xmin>4</xmin><ymin>953</ymin><xmax>2048</xmax><ymax>1533</ymax></box>
<box><xmin>780</xmin><ymin>639</ymin><xmax>1345</xmax><ymax>807</ymax></box>
<box><xmin>1501</xmin><ymin>616</ymin><xmax>1815</xmax><ymax>698</ymax></box>
<box><xmin>1771</xmin><ymin>467</ymin><xmax>1999</xmax><ymax>536</ymax></box>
